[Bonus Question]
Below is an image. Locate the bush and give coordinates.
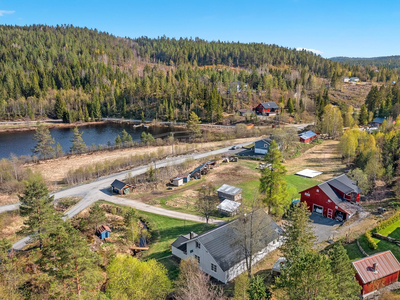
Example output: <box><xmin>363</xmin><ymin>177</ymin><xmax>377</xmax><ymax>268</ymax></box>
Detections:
<box><xmin>365</xmin><ymin>231</ymin><xmax>378</xmax><ymax>250</ymax></box>
<box><xmin>374</xmin><ymin>209</ymin><xmax>400</xmax><ymax>233</ymax></box>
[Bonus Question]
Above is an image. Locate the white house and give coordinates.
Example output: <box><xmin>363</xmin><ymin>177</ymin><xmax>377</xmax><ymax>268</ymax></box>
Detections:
<box><xmin>171</xmin><ymin>209</ymin><xmax>283</xmax><ymax>283</ymax></box>
<box><xmin>350</xmin><ymin>77</ymin><xmax>360</xmax><ymax>82</ymax></box>
<box><xmin>343</xmin><ymin>77</ymin><xmax>350</xmax><ymax>83</ymax></box>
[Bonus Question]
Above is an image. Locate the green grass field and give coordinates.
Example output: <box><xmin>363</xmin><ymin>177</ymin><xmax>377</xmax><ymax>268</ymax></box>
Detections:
<box><xmin>140</xmin><ymin>211</ymin><xmax>214</xmax><ymax>261</ymax></box>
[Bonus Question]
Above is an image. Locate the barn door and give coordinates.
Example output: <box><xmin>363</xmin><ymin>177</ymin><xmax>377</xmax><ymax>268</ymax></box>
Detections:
<box><xmin>327</xmin><ymin>209</ymin><xmax>333</xmax><ymax>219</ymax></box>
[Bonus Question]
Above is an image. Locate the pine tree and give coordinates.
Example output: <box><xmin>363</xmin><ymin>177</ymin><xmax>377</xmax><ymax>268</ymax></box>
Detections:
<box><xmin>141</xmin><ymin>111</ymin><xmax>145</xmax><ymax>123</ymax></box>
<box><xmin>18</xmin><ymin>176</ymin><xmax>58</xmax><ymax>250</ymax></box>
<box><xmin>115</xmin><ymin>135</ymin><xmax>122</xmax><ymax>146</ymax></box>
<box><xmin>87</xmin><ymin>203</ymin><xmax>106</xmax><ymax>232</ymax></box>
<box><xmin>121</xmin><ymin>129</ymin><xmax>132</xmax><ymax>145</ymax></box>
<box><xmin>70</xmin><ymin>127</ymin><xmax>86</xmax><ymax>154</ymax></box>
<box><xmin>259</xmin><ymin>140</ymin><xmax>288</xmax><ymax>216</ymax></box>
<box><xmin>187</xmin><ymin>111</ymin><xmax>201</xmax><ymax>135</ymax></box>
<box><xmin>92</xmin><ymin>97</ymin><xmax>102</xmax><ymax>121</ymax></box>
<box><xmin>32</xmin><ymin>123</ymin><xmax>55</xmax><ymax>159</ymax></box>
<box><xmin>287</xmin><ymin>98</ymin><xmax>294</xmax><ymax>114</ymax></box>
<box><xmin>328</xmin><ymin>242</ymin><xmax>360</xmax><ymax>299</ymax></box>
<box><xmin>54</xmin><ymin>93</ymin><xmax>66</xmax><ymax>119</ymax></box>
<box><xmin>55</xmin><ymin>142</ymin><xmax>63</xmax><ymax>157</ymax></box>
<box><xmin>248</xmin><ymin>276</ymin><xmax>272</xmax><ymax>300</ymax></box>
<box><xmin>359</xmin><ymin>104</ymin><xmax>369</xmax><ymax>125</ymax></box>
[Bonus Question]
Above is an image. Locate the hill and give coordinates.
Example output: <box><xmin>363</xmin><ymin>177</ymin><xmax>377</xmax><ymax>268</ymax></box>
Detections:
<box><xmin>331</xmin><ymin>55</ymin><xmax>400</xmax><ymax>69</ymax></box>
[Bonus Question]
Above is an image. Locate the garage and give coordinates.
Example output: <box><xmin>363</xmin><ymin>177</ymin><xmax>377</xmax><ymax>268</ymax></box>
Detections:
<box><xmin>313</xmin><ymin>204</ymin><xmax>323</xmax><ymax>214</ymax></box>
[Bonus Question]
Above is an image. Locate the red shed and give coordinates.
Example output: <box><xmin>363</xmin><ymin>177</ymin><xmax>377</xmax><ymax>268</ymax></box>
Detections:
<box><xmin>298</xmin><ymin>131</ymin><xmax>317</xmax><ymax>143</ymax></box>
<box><xmin>253</xmin><ymin>102</ymin><xmax>281</xmax><ymax>116</ymax></box>
<box><xmin>300</xmin><ymin>174</ymin><xmax>361</xmax><ymax>221</ymax></box>
<box><xmin>353</xmin><ymin>251</ymin><xmax>400</xmax><ymax>296</ymax></box>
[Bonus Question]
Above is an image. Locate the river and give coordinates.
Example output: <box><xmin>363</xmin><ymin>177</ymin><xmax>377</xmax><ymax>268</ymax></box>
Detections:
<box><xmin>0</xmin><ymin>123</ymin><xmax>186</xmax><ymax>159</ymax></box>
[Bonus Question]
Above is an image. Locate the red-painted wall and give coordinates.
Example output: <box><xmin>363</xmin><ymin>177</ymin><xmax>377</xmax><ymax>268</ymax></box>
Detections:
<box><xmin>356</xmin><ymin>271</ymin><xmax>399</xmax><ymax>295</ymax></box>
<box><xmin>300</xmin><ymin>185</ymin><xmax>347</xmax><ymax>219</ymax></box>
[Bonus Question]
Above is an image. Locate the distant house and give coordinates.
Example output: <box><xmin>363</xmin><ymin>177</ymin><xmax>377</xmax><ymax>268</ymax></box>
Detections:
<box><xmin>372</xmin><ymin>117</ymin><xmax>385</xmax><ymax>127</ymax></box>
<box><xmin>353</xmin><ymin>250</ymin><xmax>400</xmax><ymax>296</ymax></box>
<box><xmin>343</xmin><ymin>77</ymin><xmax>350</xmax><ymax>83</ymax></box>
<box><xmin>300</xmin><ymin>174</ymin><xmax>361</xmax><ymax>221</ymax></box>
<box><xmin>171</xmin><ymin>209</ymin><xmax>283</xmax><ymax>283</ymax></box>
<box><xmin>350</xmin><ymin>77</ymin><xmax>360</xmax><ymax>82</ymax></box>
<box><xmin>111</xmin><ymin>179</ymin><xmax>132</xmax><ymax>195</ymax></box>
<box><xmin>217</xmin><ymin>199</ymin><xmax>241</xmax><ymax>216</ymax></box>
<box><xmin>97</xmin><ymin>225</ymin><xmax>111</xmax><ymax>240</ymax></box>
<box><xmin>217</xmin><ymin>184</ymin><xmax>242</xmax><ymax>201</ymax></box>
<box><xmin>254</xmin><ymin>137</ymin><xmax>274</xmax><ymax>155</ymax></box>
<box><xmin>228</xmin><ymin>81</ymin><xmax>247</xmax><ymax>93</ymax></box>
<box><xmin>253</xmin><ymin>102</ymin><xmax>281</xmax><ymax>116</ymax></box>
<box><xmin>176</xmin><ymin>173</ymin><xmax>191</xmax><ymax>183</ymax></box>
<box><xmin>298</xmin><ymin>131</ymin><xmax>317</xmax><ymax>143</ymax></box>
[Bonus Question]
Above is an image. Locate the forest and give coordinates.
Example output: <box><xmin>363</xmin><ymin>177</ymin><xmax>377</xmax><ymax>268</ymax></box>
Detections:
<box><xmin>331</xmin><ymin>55</ymin><xmax>400</xmax><ymax>70</ymax></box>
<box><xmin>1</xmin><ymin>24</ymin><xmax>398</xmax><ymax>124</ymax></box>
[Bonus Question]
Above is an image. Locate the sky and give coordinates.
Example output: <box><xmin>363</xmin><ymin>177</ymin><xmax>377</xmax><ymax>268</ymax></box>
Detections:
<box><xmin>1</xmin><ymin>0</ymin><xmax>400</xmax><ymax>58</ymax></box>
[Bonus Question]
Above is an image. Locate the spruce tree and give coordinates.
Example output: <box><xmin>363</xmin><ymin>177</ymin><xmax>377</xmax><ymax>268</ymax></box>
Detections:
<box><xmin>121</xmin><ymin>129</ymin><xmax>132</xmax><ymax>145</ymax></box>
<box><xmin>359</xmin><ymin>104</ymin><xmax>369</xmax><ymax>125</ymax></box>
<box><xmin>328</xmin><ymin>242</ymin><xmax>360</xmax><ymax>299</ymax></box>
<box><xmin>248</xmin><ymin>276</ymin><xmax>272</xmax><ymax>300</ymax></box>
<box><xmin>19</xmin><ymin>176</ymin><xmax>57</xmax><ymax>250</ymax></box>
<box><xmin>187</xmin><ymin>111</ymin><xmax>201</xmax><ymax>135</ymax></box>
<box><xmin>70</xmin><ymin>127</ymin><xmax>86</xmax><ymax>154</ymax></box>
<box><xmin>259</xmin><ymin>140</ymin><xmax>288</xmax><ymax>216</ymax></box>
<box><xmin>32</xmin><ymin>123</ymin><xmax>55</xmax><ymax>159</ymax></box>
<box><xmin>287</xmin><ymin>98</ymin><xmax>294</xmax><ymax>114</ymax></box>
<box><xmin>54</xmin><ymin>93</ymin><xmax>66</xmax><ymax>119</ymax></box>
<box><xmin>87</xmin><ymin>203</ymin><xmax>106</xmax><ymax>232</ymax></box>
<box><xmin>55</xmin><ymin>142</ymin><xmax>63</xmax><ymax>157</ymax></box>
<box><xmin>115</xmin><ymin>135</ymin><xmax>122</xmax><ymax>146</ymax></box>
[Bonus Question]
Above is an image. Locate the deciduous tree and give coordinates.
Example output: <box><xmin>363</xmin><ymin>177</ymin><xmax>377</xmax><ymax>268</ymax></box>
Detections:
<box><xmin>196</xmin><ymin>184</ymin><xmax>219</xmax><ymax>226</ymax></box>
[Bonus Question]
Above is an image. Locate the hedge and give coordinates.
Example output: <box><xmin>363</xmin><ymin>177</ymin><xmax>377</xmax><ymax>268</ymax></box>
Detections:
<box><xmin>374</xmin><ymin>209</ymin><xmax>400</xmax><ymax>233</ymax></box>
<box><xmin>365</xmin><ymin>230</ymin><xmax>378</xmax><ymax>250</ymax></box>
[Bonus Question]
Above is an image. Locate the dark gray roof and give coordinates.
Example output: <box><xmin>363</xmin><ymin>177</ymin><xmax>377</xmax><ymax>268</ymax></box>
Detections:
<box><xmin>184</xmin><ymin>209</ymin><xmax>282</xmax><ymax>271</ymax></box>
<box><xmin>372</xmin><ymin>117</ymin><xmax>385</xmax><ymax>124</ymax></box>
<box><xmin>327</xmin><ymin>174</ymin><xmax>361</xmax><ymax>194</ymax></box>
<box><xmin>318</xmin><ymin>182</ymin><xmax>357</xmax><ymax>215</ymax></box>
<box><xmin>111</xmin><ymin>179</ymin><xmax>127</xmax><ymax>190</ymax></box>
<box><xmin>254</xmin><ymin>138</ymin><xmax>272</xmax><ymax>148</ymax></box>
<box><xmin>261</xmin><ymin>102</ymin><xmax>280</xmax><ymax>109</ymax></box>
<box><xmin>171</xmin><ymin>236</ymin><xmax>189</xmax><ymax>252</ymax></box>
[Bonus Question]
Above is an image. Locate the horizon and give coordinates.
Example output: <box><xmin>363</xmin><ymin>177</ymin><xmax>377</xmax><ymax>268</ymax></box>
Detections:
<box><xmin>1</xmin><ymin>0</ymin><xmax>400</xmax><ymax>59</ymax></box>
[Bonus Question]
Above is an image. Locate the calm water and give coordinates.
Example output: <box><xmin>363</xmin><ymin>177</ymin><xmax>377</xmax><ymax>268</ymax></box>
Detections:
<box><xmin>0</xmin><ymin>123</ymin><xmax>185</xmax><ymax>159</ymax></box>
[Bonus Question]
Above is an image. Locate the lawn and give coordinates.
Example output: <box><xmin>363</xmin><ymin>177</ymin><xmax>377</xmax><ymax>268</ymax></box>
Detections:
<box><xmin>377</xmin><ymin>219</ymin><xmax>400</xmax><ymax>239</ymax></box>
<box><xmin>139</xmin><ymin>211</ymin><xmax>214</xmax><ymax>261</ymax></box>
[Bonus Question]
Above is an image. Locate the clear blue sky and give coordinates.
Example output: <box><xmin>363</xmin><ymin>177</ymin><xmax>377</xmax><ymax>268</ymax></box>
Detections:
<box><xmin>1</xmin><ymin>0</ymin><xmax>399</xmax><ymax>58</ymax></box>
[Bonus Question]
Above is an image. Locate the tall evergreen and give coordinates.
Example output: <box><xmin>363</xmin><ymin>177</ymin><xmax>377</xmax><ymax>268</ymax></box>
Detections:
<box><xmin>358</xmin><ymin>104</ymin><xmax>369</xmax><ymax>125</ymax></box>
<box><xmin>32</xmin><ymin>123</ymin><xmax>55</xmax><ymax>159</ymax></box>
<box><xmin>54</xmin><ymin>93</ymin><xmax>66</xmax><ymax>119</ymax></box>
<box><xmin>70</xmin><ymin>127</ymin><xmax>87</xmax><ymax>154</ymax></box>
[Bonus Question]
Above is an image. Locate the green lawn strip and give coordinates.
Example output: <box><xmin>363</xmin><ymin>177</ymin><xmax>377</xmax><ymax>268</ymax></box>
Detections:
<box><xmin>158</xmin><ymin>257</ymin><xmax>180</xmax><ymax>281</ymax></box>
<box><xmin>377</xmin><ymin>219</ymin><xmax>400</xmax><ymax>239</ymax></box>
<box><xmin>238</xmin><ymin>160</ymin><xmax>259</xmax><ymax>170</ymax></box>
<box><xmin>343</xmin><ymin>242</ymin><xmax>365</xmax><ymax>261</ymax></box>
<box><xmin>140</xmin><ymin>211</ymin><xmax>215</xmax><ymax>261</ymax></box>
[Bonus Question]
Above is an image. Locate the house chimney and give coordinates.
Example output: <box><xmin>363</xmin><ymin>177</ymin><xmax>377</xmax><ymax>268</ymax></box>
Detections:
<box><xmin>190</xmin><ymin>231</ymin><xmax>194</xmax><ymax>239</ymax></box>
<box><xmin>373</xmin><ymin>263</ymin><xmax>379</xmax><ymax>273</ymax></box>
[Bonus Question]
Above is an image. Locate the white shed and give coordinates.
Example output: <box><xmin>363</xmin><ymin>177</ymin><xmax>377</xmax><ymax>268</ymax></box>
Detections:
<box><xmin>173</xmin><ymin>177</ymin><xmax>184</xmax><ymax>186</ymax></box>
<box><xmin>217</xmin><ymin>199</ymin><xmax>241</xmax><ymax>216</ymax></box>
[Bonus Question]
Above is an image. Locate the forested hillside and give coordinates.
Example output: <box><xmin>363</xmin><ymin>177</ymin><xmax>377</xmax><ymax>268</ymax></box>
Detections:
<box><xmin>0</xmin><ymin>25</ymin><xmax>397</xmax><ymax>123</ymax></box>
<box><xmin>331</xmin><ymin>55</ymin><xmax>400</xmax><ymax>71</ymax></box>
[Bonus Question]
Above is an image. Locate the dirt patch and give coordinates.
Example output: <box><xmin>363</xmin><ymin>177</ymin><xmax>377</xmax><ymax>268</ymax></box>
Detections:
<box><xmin>0</xmin><ymin>194</ymin><xmax>19</xmax><ymax>206</ymax></box>
<box><xmin>284</xmin><ymin>140</ymin><xmax>344</xmax><ymax>181</ymax></box>
<box><xmin>27</xmin><ymin>137</ymin><xmax>257</xmax><ymax>185</ymax></box>
<box><xmin>0</xmin><ymin>211</ymin><xmax>24</xmax><ymax>243</ymax></box>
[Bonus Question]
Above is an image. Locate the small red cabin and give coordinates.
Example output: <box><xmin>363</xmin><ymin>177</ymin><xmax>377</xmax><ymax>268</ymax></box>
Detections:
<box><xmin>253</xmin><ymin>102</ymin><xmax>281</xmax><ymax>116</ymax></box>
<box><xmin>298</xmin><ymin>131</ymin><xmax>317</xmax><ymax>143</ymax></box>
<box><xmin>353</xmin><ymin>251</ymin><xmax>400</xmax><ymax>296</ymax></box>
<box><xmin>300</xmin><ymin>174</ymin><xmax>361</xmax><ymax>221</ymax></box>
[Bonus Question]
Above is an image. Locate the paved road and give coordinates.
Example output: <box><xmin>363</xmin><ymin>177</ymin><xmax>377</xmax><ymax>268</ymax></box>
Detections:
<box><xmin>11</xmin><ymin>140</ymin><xmax>254</xmax><ymax>250</ymax></box>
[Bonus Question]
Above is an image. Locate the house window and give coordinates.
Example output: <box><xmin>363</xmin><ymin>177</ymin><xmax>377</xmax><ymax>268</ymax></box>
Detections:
<box><xmin>196</xmin><ymin>241</ymin><xmax>201</xmax><ymax>249</ymax></box>
<box><xmin>195</xmin><ymin>255</ymin><xmax>200</xmax><ymax>263</ymax></box>
<box><xmin>211</xmin><ymin>263</ymin><xmax>217</xmax><ymax>272</ymax></box>
<box><xmin>264</xmin><ymin>144</ymin><xmax>268</xmax><ymax>148</ymax></box>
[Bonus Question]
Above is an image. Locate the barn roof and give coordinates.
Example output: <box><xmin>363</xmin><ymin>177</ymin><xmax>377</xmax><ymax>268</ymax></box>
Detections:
<box><xmin>97</xmin><ymin>225</ymin><xmax>111</xmax><ymax>234</ymax></box>
<box><xmin>180</xmin><ymin>209</ymin><xmax>282</xmax><ymax>271</ymax></box>
<box><xmin>372</xmin><ymin>117</ymin><xmax>385</xmax><ymax>124</ymax></box>
<box><xmin>299</xmin><ymin>131</ymin><xmax>317</xmax><ymax>140</ymax></box>
<box><xmin>261</xmin><ymin>102</ymin><xmax>280</xmax><ymax>109</ymax></box>
<box><xmin>217</xmin><ymin>199</ymin><xmax>241</xmax><ymax>213</ymax></box>
<box><xmin>326</xmin><ymin>174</ymin><xmax>361</xmax><ymax>194</ymax></box>
<box><xmin>353</xmin><ymin>251</ymin><xmax>400</xmax><ymax>284</ymax></box>
<box><xmin>111</xmin><ymin>179</ymin><xmax>127</xmax><ymax>190</ymax></box>
<box><xmin>217</xmin><ymin>184</ymin><xmax>242</xmax><ymax>196</ymax></box>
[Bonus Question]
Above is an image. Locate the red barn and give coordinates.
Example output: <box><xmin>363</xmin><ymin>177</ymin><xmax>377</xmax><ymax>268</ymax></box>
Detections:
<box><xmin>300</xmin><ymin>174</ymin><xmax>361</xmax><ymax>221</ymax></box>
<box><xmin>353</xmin><ymin>251</ymin><xmax>400</xmax><ymax>296</ymax></box>
<box><xmin>298</xmin><ymin>131</ymin><xmax>317</xmax><ymax>143</ymax></box>
<box><xmin>253</xmin><ymin>102</ymin><xmax>281</xmax><ymax>116</ymax></box>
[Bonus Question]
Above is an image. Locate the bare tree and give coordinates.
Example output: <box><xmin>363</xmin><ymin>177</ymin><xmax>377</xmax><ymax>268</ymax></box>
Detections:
<box><xmin>231</xmin><ymin>195</ymin><xmax>279</xmax><ymax>278</ymax></box>
<box><xmin>196</xmin><ymin>184</ymin><xmax>219</xmax><ymax>226</ymax></box>
<box><xmin>175</xmin><ymin>257</ymin><xmax>226</xmax><ymax>300</ymax></box>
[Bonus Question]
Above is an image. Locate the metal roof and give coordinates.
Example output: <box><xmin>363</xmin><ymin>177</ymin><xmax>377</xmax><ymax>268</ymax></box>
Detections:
<box><xmin>217</xmin><ymin>184</ymin><xmax>243</xmax><ymax>196</ymax></box>
<box><xmin>261</xmin><ymin>102</ymin><xmax>280</xmax><ymax>109</ymax></box>
<box><xmin>327</xmin><ymin>174</ymin><xmax>361</xmax><ymax>194</ymax></box>
<box><xmin>97</xmin><ymin>225</ymin><xmax>111</xmax><ymax>234</ymax></box>
<box><xmin>299</xmin><ymin>131</ymin><xmax>317</xmax><ymax>140</ymax></box>
<box><xmin>295</xmin><ymin>169</ymin><xmax>322</xmax><ymax>178</ymax></box>
<box><xmin>372</xmin><ymin>117</ymin><xmax>385</xmax><ymax>124</ymax></box>
<box><xmin>317</xmin><ymin>182</ymin><xmax>358</xmax><ymax>215</ymax></box>
<box><xmin>272</xmin><ymin>257</ymin><xmax>287</xmax><ymax>273</ymax></box>
<box><xmin>111</xmin><ymin>179</ymin><xmax>127</xmax><ymax>190</ymax></box>
<box><xmin>180</xmin><ymin>209</ymin><xmax>282</xmax><ymax>271</ymax></box>
<box><xmin>217</xmin><ymin>199</ymin><xmax>241</xmax><ymax>212</ymax></box>
<box><xmin>353</xmin><ymin>251</ymin><xmax>400</xmax><ymax>284</ymax></box>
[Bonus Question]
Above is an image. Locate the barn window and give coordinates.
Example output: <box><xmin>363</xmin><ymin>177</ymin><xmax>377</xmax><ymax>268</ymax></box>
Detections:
<box><xmin>316</xmin><ymin>189</ymin><xmax>319</xmax><ymax>192</ymax></box>
<box><xmin>195</xmin><ymin>255</ymin><xmax>200</xmax><ymax>263</ymax></box>
<box><xmin>211</xmin><ymin>263</ymin><xmax>217</xmax><ymax>272</ymax></box>
<box><xmin>196</xmin><ymin>241</ymin><xmax>201</xmax><ymax>249</ymax></box>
